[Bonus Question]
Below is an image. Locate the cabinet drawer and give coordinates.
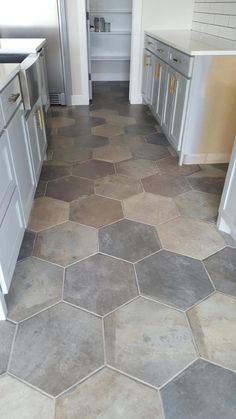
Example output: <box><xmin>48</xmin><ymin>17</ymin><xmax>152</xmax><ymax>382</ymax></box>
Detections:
<box><xmin>0</xmin><ymin>131</ymin><xmax>16</xmax><ymax>222</ymax></box>
<box><xmin>0</xmin><ymin>76</ymin><xmax>22</xmax><ymax>125</ymax></box>
<box><xmin>155</xmin><ymin>39</ymin><xmax>170</xmax><ymax>61</ymax></box>
<box><xmin>145</xmin><ymin>36</ymin><xmax>157</xmax><ymax>54</ymax></box>
<box><xmin>169</xmin><ymin>48</ymin><xmax>194</xmax><ymax>78</ymax></box>
<box><xmin>0</xmin><ymin>189</ymin><xmax>24</xmax><ymax>294</ymax></box>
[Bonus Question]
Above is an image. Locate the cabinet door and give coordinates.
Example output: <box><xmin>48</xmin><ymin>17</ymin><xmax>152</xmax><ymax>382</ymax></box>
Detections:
<box><xmin>162</xmin><ymin>67</ymin><xmax>176</xmax><ymax>136</ymax></box>
<box><xmin>170</xmin><ymin>73</ymin><xmax>189</xmax><ymax>151</ymax></box>
<box><xmin>0</xmin><ymin>189</ymin><xmax>24</xmax><ymax>294</ymax></box>
<box><xmin>35</xmin><ymin>105</ymin><xmax>47</xmax><ymax>160</ymax></box>
<box><xmin>151</xmin><ymin>57</ymin><xmax>167</xmax><ymax>124</ymax></box>
<box><xmin>142</xmin><ymin>50</ymin><xmax>153</xmax><ymax>105</ymax></box>
<box><xmin>7</xmin><ymin>106</ymin><xmax>35</xmax><ymax>224</ymax></box>
<box><xmin>0</xmin><ymin>131</ymin><xmax>16</xmax><ymax>222</ymax></box>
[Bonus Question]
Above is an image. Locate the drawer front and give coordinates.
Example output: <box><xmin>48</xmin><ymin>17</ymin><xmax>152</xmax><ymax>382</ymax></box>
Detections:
<box><xmin>0</xmin><ymin>189</ymin><xmax>24</xmax><ymax>294</ymax></box>
<box><xmin>145</xmin><ymin>36</ymin><xmax>157</xmax><ymax>54</ymax></box>
<box><xmin>0</xmin><ymin>76</ymin><xmax>22</xmax><ymax>125</ymax></box>
<box><xmin>169</xmin><ymin>48</ymin><xmax>194</xmax><ymax>78</ymax></box>
<box><xmin>155</xmin><ymin>39</ymin><xmax>170</xmax><ymax>61</ymax></box>
<box><xmin>0</xmin><ymin>131</ymin><xmax>16</xmax><ymax>222</ymax></box>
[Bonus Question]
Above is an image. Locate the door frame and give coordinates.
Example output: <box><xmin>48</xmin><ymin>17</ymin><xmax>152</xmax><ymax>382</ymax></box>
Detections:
<box><xmin>78</xmin><ymin>0</ymin><xmax>143</xmax><ymax>105</ymax></box>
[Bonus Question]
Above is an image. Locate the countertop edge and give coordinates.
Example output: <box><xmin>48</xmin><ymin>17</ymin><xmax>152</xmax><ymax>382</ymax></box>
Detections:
<box><xmin>0</xmin><ymin>64</ymin><xmax>20</xmax><ymax>92</ymax></box>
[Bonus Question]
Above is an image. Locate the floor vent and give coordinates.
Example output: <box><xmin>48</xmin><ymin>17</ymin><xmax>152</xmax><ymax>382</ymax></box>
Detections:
<box><xmin>49</xmin><ymin>93</ymin><xmax>66</xmax><ymax>105</ymax></box>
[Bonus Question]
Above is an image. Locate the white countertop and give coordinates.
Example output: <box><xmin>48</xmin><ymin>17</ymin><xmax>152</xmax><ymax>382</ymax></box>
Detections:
<box><xmin>145</xmin><ymin>30</ymin><xmax>236</xmax><ymax>56</ymax></box>
<box><xmin>0</xmin><ymin>63</ymin><xmax>20</xmax><ymax>91</ymax></box>
<box><xmin>0</xmin><ymin>38</ymin><xmax>46</xmax><ymax>54</ymax></box>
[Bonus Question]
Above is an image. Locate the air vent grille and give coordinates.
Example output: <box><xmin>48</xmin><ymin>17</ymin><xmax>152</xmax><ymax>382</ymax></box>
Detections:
<box><xmin>49</xmin><ymin>93</ymin><xmax>66</xmax><ymax>105</ymax></box>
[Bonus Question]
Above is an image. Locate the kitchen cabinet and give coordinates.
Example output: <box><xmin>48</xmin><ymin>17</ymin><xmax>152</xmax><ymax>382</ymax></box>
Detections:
<box><xmin>142</xmin><ymin>50</ymin><xmax>153</xmax><ymax>105</ymax></box>
<box><xmin>151</xmin><ymin>56</ymin><xmax>166</xmax><ymax>124</ymax></box>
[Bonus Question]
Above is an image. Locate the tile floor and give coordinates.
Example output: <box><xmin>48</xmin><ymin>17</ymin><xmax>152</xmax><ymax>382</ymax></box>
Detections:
<box><xmin>1</xmin><ymin>82</ymin><xmax>236</xmax><ymax>418</ymax></box>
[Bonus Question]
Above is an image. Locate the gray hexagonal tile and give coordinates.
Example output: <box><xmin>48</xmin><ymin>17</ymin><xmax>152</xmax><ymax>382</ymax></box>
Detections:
<box><xmin>17</xmin><ymin>230</ymin><xmax>36</xmax><ymax>261</ymax></box>
<box><xmin>135</xmin><ymin>250</ymin><xmax>214</xmax><ymax>310</ymax></box>
<box><xmin>99</xmin><ymin>219</ymin><xmax>161</xmax><ymax>263</ymax></box>
<box><xmin>188</xmin><ymin>176</ymin><xmax>225</xmax><ymax>195</ymax></box>
<box><xmin>0</xmin><ymin>375</ymin><xmax>55</xmax><ymax>419</ymax></box>
<box><xmin>52</xmin><ymin>147</ymin><xmax>92</xmax><ymax>164</ymax></box>
<box><xmin>0</xmin><ymin>321</ymin><xmax>15</xmax><ymax>374</ymax></box>
<box><xmin>104</xmin><ymin>298</ymin><xmax>196</xmax><ymax>387</ymax></box>
<box><xmin>92</xmin><ymin>124</ymin><xmax>124</xmax><ymax>138</ymax></box>
<box><xmin>124</xmin><ymin>124</ymin><xmax>157</xmax><ymax>136</ymax></box>
<box><xmin>56</xmin><ymin>368</ymin><xmax>164</xmax><ymax>419</ymax></box>
<box><xmin>40</xmin><ymin>164</ymin><xmax>71</xmax><ymax>181</ymax></box>
<box><xmin>157</xmin><ymin>216</ymin><xmax>225</xmax><ymax>259</ymax></box>
<box><xmin>188</xmin><ymin>293</ymin><xmax>236</xmax><ymax>371</ymax></box>
<box><xmin>131</xmin><ymin>143</ymin><xmax>170</xmax><ymax>161</ymax></box>
<box><xmin>142</xmin><ymin>173</ymin><xmax>191</xmax><ymax>197</ymax></box>
<box><xmin>6</xmin><ymin>257</ymin><xmax>63</xmax><ymax>322</ymax></box>
<box><xmin>64</xmin><ymin>254</ymin><xmax>138</xmax><ymax>315</ymax></box>
<box><xmin>70</xmin><ymin>195</ymin><xmax>123</xmax><ymax>228</ymax></box>
<box><xmin>204</xmin><ymin>247</ymin><xmax>236</xmax><ymax>296</ymax></box>
<box><xmin>116</xmin><ymin>159</ymin><xmax>159</xmax><ymax>179</ymax></box>
<box><xmin>123</xmin><ymin>192</ymin><xmax>179</xmax><ymax>227</ymax></box>
<box><xmin>9</xmin><ymin>303</ymin><xmax>104</xmax><ymax>396</ymax></box>
<box><xmin>72</xmin><ymin>160</ymin><xmax>115</xmax><ymax>180</ymax></box>
<box><xmin>95</xmin><ymin>175</ymin><xmax>143</xmax><ymax>201</ymax></box>
<box><xmin>28</xmin><ymin>197</ymin><xmax>69</xmax><ymax>232</ymax></box>
<box><xmin>33</xmin><ymin>221</ymin><xmax>98</xmax><ymax>266</ymax></box>
<box><xmin>73</xmin><ymin>135</ymin><xmax>109</xmax><ymax>148</ymax></box>
<box><xmin>175</xmin><ymin>190</ymin><xmax>220</xmax><ymax>223</ymax></box>
<box><xmin>146</xmin><ymin>132</ymin><xmax>169</xmax><ymax>146</ymax></box>
<box><xmin>46</xmin><ymin>176</ymin><xmax>94</xmax><ymax>202</ymax></box>
<box><xmin>157</xmin><ymin>156</ymin><xmax>200</xmax><ymax>176</ymax></box>
<box><xmin>161</xmin><ymin>359</ymin><xmax>236</xmax><ymax>419</ymax></box>
<box><xmin>93</xmin><ymin>145</ymin><xmax>132</xmax><ymax>163</ymax></box>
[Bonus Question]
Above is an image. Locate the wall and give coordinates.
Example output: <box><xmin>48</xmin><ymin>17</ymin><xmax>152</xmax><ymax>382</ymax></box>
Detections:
<box><xmin>142</xmin><ymin>0</ymin><xmax>194</xmax><ymax>30</ymax></box>
<box><xmin>192</xmin><ymin>1</ymin><xmax>236</xmax><ymax>41</ymax></box>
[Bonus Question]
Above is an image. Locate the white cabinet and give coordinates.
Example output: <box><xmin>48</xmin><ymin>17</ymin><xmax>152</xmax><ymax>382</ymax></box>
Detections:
<box><xmin>142</xmin><ymin>50</ymin><xmax>154</xmax><ymax>105</ymax></box>
<box><xmin>6</xmin><ymin>106</ymin><xmax>35</xmax><ymax>224</ymax></box>
<box><xmin>151</xmin><ymin>56</ymin><xmax>166</xmax><ymax>124</ymax></box>
<box><xmin>0</xmin><ymin>131</ymin><xmax>16</xmax><ymax>222</ymax></box>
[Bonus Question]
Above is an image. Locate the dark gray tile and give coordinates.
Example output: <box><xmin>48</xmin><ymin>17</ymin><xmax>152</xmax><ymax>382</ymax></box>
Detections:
<box><xmin>52</xmin><ymin>147</ymin><xmax>92</xmax><ymax>164</ymax></box>
<box><xmin>188</xmin><ymin>176</ymin><xmax>225</xmax><ymax>195</ymax></box>
<box><xmin>161</xmin><ymin>359</ymin><xmax>236</xmax><ymax>419</ymax></box>
<box><xmin>18</xmin><ymin>230</ymin><xmax>36</xmax><ymax>261</ymax></box>
<box><xmin>40</xmin><ymin>165</ymin><xmax>71</xmax><ymax>181</ymax></box>
<box><xmin>0</xmin><ymin>321</ymin><xmax>15</xmax><ymax>374</ymax></box>
<box><xmin>34</xmin><ymin>180</ymin><xmax>47</xmax><ymax>198</ymax></box>
<box><xmin>9</xmin><ymin>303</ymin><xmax>104</xmax><ymax>396</ymax></box>
<box><xmin>6</xmin><ymin>257</ymin><xmax>64</xmax><ymax>322</ymax></box>
<box><xmin>73</xmin><ymin>135</ymin><xmax>109</xmax><ymax>148</ymax></box>
<box><xmin>125</xmin><ymin>124</ymin><xmax>157</xmax><ymax>136</ymax></box>
<box><xmin>58</xmin><ymin>124</ymin><xmax>91</xmax><ymax>137</ymax></box>
<box><xmin>72</xmin><ymin>160</ymin><xmax>115</xmax><ymax>180</ymax></box>
<box><xmin>204</xmin><ymin>247</ymin><xmax>236</xmax><ymax>297</ymax></box>
<box><xmin>142</xmin><ymin>174</ymin><xmax>191</xmax><ymax>197</ymax></box>
<box><xmin>136</xmin><ymin>250</ymin><xmax>214</xmax><ymax>310</ymax></box>
<box><xmin>146</xmin><ymin>132</ymin><xmax>169</xmax><ymax>146</ymax></box>
<box><xmin>99</xmin><ymin>219</ymin><xmax>161</xmax><ymax>263</ymax></box>
<box><xmin>131</xmin><ymin>143</ymin><xmax>170</xmax><ymax>161</ymax></box>
<box><xmin>46</xmin><ymin>176</ymin><xmax>94</xmax><ymax>202</ymax></box>
<box><xmin>64</xmin><ymin>254</ymin><xmax>138</xmax><ymax>315</ymax></box>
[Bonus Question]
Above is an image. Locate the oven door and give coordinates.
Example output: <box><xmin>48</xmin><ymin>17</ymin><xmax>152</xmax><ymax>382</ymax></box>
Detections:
<box><xmin>20</xmin><ymin>53</ymin><xmax>41</xmax><ymax>110</ymax></box>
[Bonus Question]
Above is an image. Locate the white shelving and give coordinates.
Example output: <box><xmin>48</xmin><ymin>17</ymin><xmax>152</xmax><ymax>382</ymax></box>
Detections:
<box><xmin>90</xmin><ymin>0</ymin><xmax>132</xmax><ymax>81</ymax></box>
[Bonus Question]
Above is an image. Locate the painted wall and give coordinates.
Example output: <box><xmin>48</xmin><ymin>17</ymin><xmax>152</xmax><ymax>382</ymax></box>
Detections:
<box><xmin>192</xmin><ymin>1</ymin><xmax>236</xmax><ymax>41</ymax></box>
<box><xmin>142</xmin><ymin>0</ymin><xmax>194</xmax><ymax>31</ymax></box>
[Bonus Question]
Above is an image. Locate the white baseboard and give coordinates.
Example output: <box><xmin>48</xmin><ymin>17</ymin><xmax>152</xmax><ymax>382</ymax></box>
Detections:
<box><xmin>71</xmin><ymin>94</ymin><xmax>90</xmax><ymax>106</ymax></box>
<box><xmin>182</xmin><ymin>152</ymin><xmax>231</xmax><ymax>165</ymax></box>
<box><xmin>92</xmin><ymin>73</ymin><xmax>130</xmax><ymax>82</ymax></box>
<box><xmin>129</xmin><ymin>93</ymin><xmax>143</xmax><ymax>104</ymax></box>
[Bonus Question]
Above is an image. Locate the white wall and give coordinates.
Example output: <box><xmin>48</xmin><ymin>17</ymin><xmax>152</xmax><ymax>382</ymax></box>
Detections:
<box><xmin>142</xmin><ymin>0</ymin><xmax>194</xmax><ymax>31</ymax></box>
<box><xmin>192</xmin><ymin>1</ymin><xmax>236</xmax><ymax>41</ymax></box>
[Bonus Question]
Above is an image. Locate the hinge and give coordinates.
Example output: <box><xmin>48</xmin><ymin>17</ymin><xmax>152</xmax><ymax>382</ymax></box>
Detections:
<box><xmin>86</xmin><ymin>11</ymin><xmax>90</xmax><ymax>20</ymax></box>
<box><xmin>89</xmin><ymin>73</ymin><xmax>91</xmax><ymax>81</ymax></box>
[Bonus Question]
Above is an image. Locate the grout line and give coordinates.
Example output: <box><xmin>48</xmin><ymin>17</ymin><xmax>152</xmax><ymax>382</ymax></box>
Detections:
<box><xmin>106</xmin><ymin>364</ymin><xmax>159</xmax><ymax>391</ymax></box>
<box><xmin>7</xmin><ymin>371</ymin><xmax>55</xmax><ymax>400</ymax></box>
<box><xmin>16</xmin><ymin>301</ymin><xmax>61</xmax><ymax>325</ymax></box>
<box><xmin>140</xmin><ymin>294</ymin><xmax>186</xmax><ymax>314</ymax></box>
<box><xmin>102</xmin><ymin>318</ymin><xmax>107</xmax><ymax>364</ymax></box>
<box><xmin>184</xmin><ymin>289</ymin><xmax>216</xmax><ymax>313</ymax></box>
<box><xmin>103</xmin><ymin>295</ymin><xmax>140</xmax><ymax>319</ymax></box>
<box><xmin>6</xmin><ymin>322</ymin><xmax>18</xmax><ymax>372</ymax></box>
<box><xmin>198</xmin><ymin>357</ymin><xmax>236</xmax><ymax>375</ymax></box>
<box><xmin>62</xmin><ymin>300</ymin><xmax>103</xmax><ymax>319</ymax></box>
<box><xmin>158</xmin><ymin>357</ymin><xmax>199</xmax><ymax>391</ymax></box>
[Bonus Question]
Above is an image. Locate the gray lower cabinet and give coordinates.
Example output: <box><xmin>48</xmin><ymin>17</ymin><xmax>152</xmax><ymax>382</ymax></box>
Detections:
<box><xmin>142</xmin><ymin>50</ymin><xmax>154</xmax><ymax>105</ymax></box>
<box><xmin>152</xmin><ymin>56</ymin><xmax>166</xmax><ymax>124</ymax></box>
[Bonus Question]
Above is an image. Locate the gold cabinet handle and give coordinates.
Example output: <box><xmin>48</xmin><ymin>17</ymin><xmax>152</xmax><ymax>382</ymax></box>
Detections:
<box><xmin>8</xmin><ymin>93</ymin><xmax>20</xmax><ymax>103</ymax></box>
<box><xmin>155</xmin><ymin>63</ymin><xmax>159</xmax><ymax>79</ymax></box>
<box><xmin>172</xmin><ymin>75</ymin><xmax>177</xmax><ymax>94</ymax></box>
<box><xmin>36</xmin><ymin>109</ymin><xmax>43</xmax><ymax>130</ymax></box>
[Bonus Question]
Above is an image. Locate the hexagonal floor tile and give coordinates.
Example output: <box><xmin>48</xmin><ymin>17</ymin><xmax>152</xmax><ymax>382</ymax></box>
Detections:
<box><xmin>93</xmin><ymin>145</ymin><xmax>132</xmax><ymax>163</ymax></box>
<box><xmin>131</xmin><ymin>143</ymin><xmax>170</xmax><ymax>161</ymax></box>
<box><xmin>28</xmin><ymin>197</ymin><xmax>69</xmax><ymax>232</ymax></box>
<box><xmin>109</xmin><ymin>134</ymin><xmax>145</xmax><ymax>147</ymax></box>
<box><xmin>57</xmin><ymin>124</ymin><xmax>91</xmax><ymax>137</ymax></box>
<box><xmin>123</xmin><ymin>192</ymin><xmax>179</xmax><ymax>227</ymax></box>
<box><xmin>204</xmin><ymin>247</ymin><xmax>236</xmax><ymax>296</ymax></box>
<box><xmin>70</xmin><ymin>195</ymin><xmax>123</xmax><ymax>228</ymax></box>
<box><xmin>64</xmin><ymin>254</ymin><xmax>138</xmax><ymax>315</ymax></box>
<box><xmin>6</xmin><ymin>257</ymin><xmax>63</xmax><ymax>322</ymax></box>
<box><xmin>188</xmin><ymin>293</ymin><xmax>236</xmax><ymax>371</ymax></box>
<box><xmin>124</xmin><ymin>124</ymin><xmax>157</xmax><ymax>136</ymax></box>
<box><xmin>135</xmin><ymin>250</ymin><xmax>214</xmax><ymax>310</ymax></box>
<box><xmin>104</xmin><ymin>298</ymin><xmax>196</xmax><ymax>387</ymax></box>
<box><xmin>17</xmin><ymin>230</ymin><xmax>36</xmax><ymax>261</ymax></box>
<box><xmin>49</xmin><ymin>135</ymin><xmax>75</xmax><ymax>150</ymax></box>
<box><xmin>50</xmin><ymin>116</ymin><xmax>75</xmax><ymax>129</ymax></box>
<box><xmin>188</xmin><ymin>176</ymin><xmax>225</xmax><ymax>195</ymax></box>
<box><xmin>9</xmin><ymin>303</ymin><xmax>104</xmax><ymax>396</ymax></box>
<box><xmin>190</xmin><ymin>164</ymin><xmax>227</xmax><ymax>178</ymax></box>
<box><xmin>175</xmin><ymin>190</ymin><xmax>220</xmax><ymax>223</ymax></box>
<box><xmin>35</xmin><ymin>180</ymin><xmax>47</xmax><ymax>198</ymax></box>
<box><xmin>0</xmin><ymin>375</ymin><xmax>55</xmax><ymax>419</ymax></box>
<box><xmin>46</xmin><ymin>176</ymin><xmax>94</xmax><ymax>202</ymax></box>
<box><xmin>161</xmin><ymin>359</ymin><xmax>236</xmax><ymax>419</ymax></box>
<box><xmin>106</xmin><ymin>115</ymin><xmax>136</xmax><ymax>126</ymax></box>
<box><xmin>40</xmin><ymin>164</ymin><xmax>71</xmax><ymax>181</ymax></box>
<box><xmin>157</xmin><ymin>156</ymin><xmax>200</xmax><ymax>176</ymax></box>
<box><xmin>0</xmin><ymin>321</ymin><xmax>15</xmax><ymax>374</ymax></box>
<box><xmin>90</xmin><ymin>108</ymin><xmax>118</xmax><ymax>118</ymax></box>
<box><xmin>145</xmin><ymin>132</ymin><xmax>168</xmax><ymax>146</ymax></box>
<box><xmin>142</xmin><ymin>174</ymin><xmax>191</xmax><ymax>197</ymax></box>
<box><xmin>157</xmin><ymin>216</ymin><xmax>225</xmax><ymax>259</ymax></box>
<box><xmin>56</xmin><ymin>368</ymin><xmax>163</xmax><ymax>419</ymax></box>
<box><xmin>116</xmin><ymin>159</ymin><xmax>159</xmax><ymax>179</ymax></box>
<box><xmin>73</xmin><ymin>135</ymin><xmax>109</xmax><ymax>148</ymax></box>
<box><xmin>99</xmin><ymin>219</ymin><xmax>161</xmax><ymax>263</ymax></box>
<box><xmin>33</xmin><ymin>221</ymin><xmax>98</xmax><ymax>266</ymax></box>
<box><xmin>92</xmin><ymin>124</ymin><xmax>124</xmax><ymax>138</ymax></box>
<box><xmin>72</xmin><ymin>160</ymin><xmax>115</xmax><ymax>180</ymax></box>
<box><xmin>52</xmin><ymin>147</ymin><xmax>92</xmax><ymax>164</ymax></box>
<box><xmin>95</xmin><ymin>175</ymin><xmax>143</xmax><ymax>201</ymax></box>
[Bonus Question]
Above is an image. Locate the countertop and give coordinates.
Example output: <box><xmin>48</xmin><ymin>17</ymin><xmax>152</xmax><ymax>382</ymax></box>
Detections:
<box><xmin>0</xmin><ymin>38</ymin><xmax>46</xmax><ymax>54</ymax></box>
<box><xmin>0</xmin><ymin>63</ymin><xmax>20</xmax><ymax>91</ymax></box>
<box><xmin>145</xmin><ymin>30</ymin><xmax>236</xmax><ymax>56</ymax></box>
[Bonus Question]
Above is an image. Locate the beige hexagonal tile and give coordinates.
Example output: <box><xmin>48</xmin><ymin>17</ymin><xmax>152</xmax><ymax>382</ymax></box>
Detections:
<box><xmin>93</xmin><ymin>145</ymin><xmax>132</xmax><ymax>163</ymax></box>
<box><xmin>116</xmin><ymin>159</ymin><xmax>159</xmax><ymax>179</ymax></box>
<box><xmin>91</xmin><ymin>124</ymin><xmax>124</xmax><ymax>138</ymax></box>
<box><xmin>90</xmin><ymin>109</ymin><xmax>118</xmax><ymax>118</ymax></box>
<box><xmin>188</xmin><ymin>293</ymin><xmax>236</xmax><ymax>371</ymax></box>
<box><xmin>28</xmin><ymin>197</ymin><xmax>69</xmax><ymax>232</ymax></box>
<box><xmin>95</xmin><ymin>175</ymin><xmax>143</xmax><ymax>200</ymax></box>
<box><xmin>157</xmin><ymin>216</ymin><xmax>225</xmax><ymax>259</ymax></box>
<box><xmin>50</xmin><ymin>116</ymin><xmax>75</xmax><ymax>130</ymax></box>
<box><xmin>106</xmin><ymin>115</ymin><xmax>136</xmax><ymax>127</ymax></box>
<box><xmin>175</xmin><ymin>190</ymin><xmax>220</xmax><ymax>223</ymax></box>
<box><xmin>123</xmin><ymin>192</ymin><xmax>179</xmax><ymax>226</ymax></box>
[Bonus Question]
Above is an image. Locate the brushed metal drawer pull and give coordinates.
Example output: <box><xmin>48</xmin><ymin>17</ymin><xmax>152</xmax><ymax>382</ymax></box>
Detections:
<box><xmin>8</xmin><ymin>93</ymin><xmax>20</xmax><ymax>103</ymax></box>
<box><xmin>148</xmin><ymin>42</ymin><xmax>154</xmax><ymax>45</ymax></box>
<box><xmin>172</xmin><ymin>58</ymin><xmax>182</xmax><ymax>64</ymax></box>
<box><xmin>157</xmin><ymin>48</ymin><xmax>164</xmax><ymax>53</ymax></box>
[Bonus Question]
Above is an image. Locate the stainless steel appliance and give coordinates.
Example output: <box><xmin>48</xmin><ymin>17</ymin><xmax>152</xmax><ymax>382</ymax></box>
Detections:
<box><xmin>94</xmin><ymin>17</ymin><xmax>105</xmax><ymax>32</ymax></box>
<box><xmin>0</xmin><ymin>0</ymin><xmax>71</xmax><ymax>105</ymax></box>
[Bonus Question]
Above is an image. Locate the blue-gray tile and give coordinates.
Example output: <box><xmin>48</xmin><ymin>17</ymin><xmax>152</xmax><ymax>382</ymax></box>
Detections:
<box><xmin>17</xmin><ymin>230</ymin><xmax>36</xmax><ymax>261</ymax></box>
<box><xmin>0</xmin><ymin>321</ymin><xmax>15</xmax><ymax>374</ymax></box>
<box><xmin>204</xmin><ymin>247</ymin><xmax>236</xmax><ymax>297</ymax></box>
